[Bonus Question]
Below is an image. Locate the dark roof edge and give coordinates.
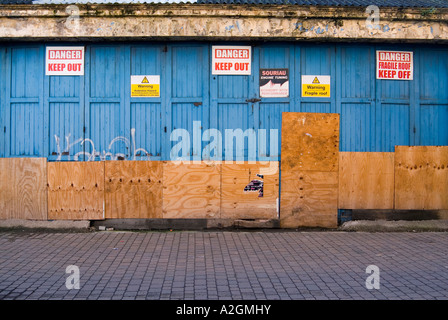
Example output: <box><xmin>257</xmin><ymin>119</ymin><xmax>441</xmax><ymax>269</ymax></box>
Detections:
<box><xmin>0</xmin><ymin>0</ymin><xmax>448</xmax><ymax>8</ymax></box>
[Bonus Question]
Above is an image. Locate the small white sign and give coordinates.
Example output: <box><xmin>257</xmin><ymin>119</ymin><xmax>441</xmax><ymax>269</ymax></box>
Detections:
<box><xmin>46</xmin><ymin>46</ymin><xmax>84</xmax><ymax>76</ymax></box>
<box><xmin>212</xmin><ymin>46</ymin><xmax>251</xmax><ymax>75</ymax></box>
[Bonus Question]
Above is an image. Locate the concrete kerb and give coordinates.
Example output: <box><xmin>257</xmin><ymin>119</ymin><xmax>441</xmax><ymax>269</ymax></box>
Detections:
<box><xmin>1</xmin><ymin>218</ymin><xmax>448</xmax><ymax>233</ymax></box>
<box><xmin>339</xmin><ymin>219</ymin><xmax>448</xmax><ymax>232</ymax></box>
<box><xmin>91</xmin><ymin>218</ymin><xmax>281</xmax><ymax>231</ymax></box>
<box><xmin>0</xmin><ymin>219</ymin><xmax>92</xmax><ymax>232</ymax></box>
<box><xmin>92</xmin><ymin>218</ymin><xmax>448</xmax><ymax>232</ymax></box>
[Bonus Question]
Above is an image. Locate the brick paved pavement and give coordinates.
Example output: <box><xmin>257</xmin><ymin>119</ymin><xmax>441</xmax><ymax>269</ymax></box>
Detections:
<box><xmin>0</xmin><ymin>230</ymin><xmax>447</xmax><ymax>300</ymax></box>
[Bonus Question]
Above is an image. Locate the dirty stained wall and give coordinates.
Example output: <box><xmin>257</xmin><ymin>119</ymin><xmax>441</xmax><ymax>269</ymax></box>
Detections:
<box><xmin>0</xmin><ymin>4</ymin><xmax>447</xmax><ymax>41</ymax></box>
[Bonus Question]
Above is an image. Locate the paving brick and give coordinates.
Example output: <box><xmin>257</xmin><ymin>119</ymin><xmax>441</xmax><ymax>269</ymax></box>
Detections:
<box><xmin>0</xmin><ymin>231</ymin><xmax>447</xmax><ymax>300</ymax></box>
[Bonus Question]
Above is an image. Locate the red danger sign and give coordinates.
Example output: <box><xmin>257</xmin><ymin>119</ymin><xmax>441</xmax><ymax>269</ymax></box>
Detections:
<box><xmin>48</xmin><ymin>49</ymin><xmax>83</xmax><ymax>60</ymax></box>
<box><xmin>376</xmin><ymin>50</ymin><xmax>413</xmax><ymax>80</ymax></box>
<box><xmin>46</xmin><ymin>46</ymin><xmax>84</xmax><ymax>76</ymax></box>
<box><xmin>214</xmin><ymin>48</ymin><xmax>250</xmax><ymax>59</ymax></box>
<box><xmin>212</xmin><ymin>46</ymin><xmax>251</xmax><ymax>75</ymax></box>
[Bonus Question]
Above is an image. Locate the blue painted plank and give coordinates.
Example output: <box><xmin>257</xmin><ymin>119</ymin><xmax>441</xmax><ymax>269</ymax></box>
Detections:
<box><xmin>419</xmin><ymin>105</ymin><xmax>448</xmax><ymax>146</ymax></box>
<box><xmin>8</xmin><ymin>46</ymin><xmax>43</xmax><ymax>156</ymax></box>
<box><xmin>85</xmin><ymin>46</ymin><xmax>125</xmax><ymax>161</ymax></box>
<box><xmin>10</xmin><ymin>103</ymin><xmax>41</xmax><ymax>156</ymax></box>
<box><xmin>341</xmin><ymin>46</ymin><xmax>372</xmax><ymax>99</ymax></box>
<box><xmin>259</xmin><ymin>103</ymin><xmax>289</xmax><ymax>160</ymax></box>
<box><xmin>380</xmin><ymin>103</ymin><xmax>411</xmax><ymax>151</ymax></box>
<box><xmin>131</xmin><ymin>102</ymin><xmax>162</xmax><ymax>159</ymax></box>
<box><xmin>171</xmin><ymin>46</ymin><xmax>204</xmax><ymax>99</ymax></box>
<box><xmin>218</xmin><ymin>103</ymin><xmax>254</xmax><ymax>162</ymax></box>
<box><xmin>419</xmin><ymin>49</ymin><xmax>448</xmax><ymax>101</ymax></box>
<box><xmin>89</xmin><ymin>46</ymin><xmax>121</xmax><ymax>98</ymax></box>
<box><xmin>169</xmin><ymin>45</ymin><xmax>209</xmax><ymax>161</ymax></box>
<box><xmin>48</xmin><ymin>102</ymin><xmax>83</xmax><ymax>160</ymax></box>
<box><xmin>0</xmin><ymin>48</ymin><xmax>4</xmax><ymax>157</ymax></box>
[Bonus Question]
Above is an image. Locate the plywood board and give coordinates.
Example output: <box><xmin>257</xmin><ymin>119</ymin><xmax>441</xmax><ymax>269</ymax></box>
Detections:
<box><xmin>0</xmin><ymin>158</ymin><xmax>16</xmax><ymax>219</ymax></box>
<box><xmin>280</xmin><ymin>112</ymin><xmax>340</xmax><ymax>228</ymax></box>
<box><xmin>281</xmin><ymin>112</ymin><xmax>339</xmax><ymax>172</ymax></box>
<box><xmin>162</xmin><ymin>162</ymin><xmax>221</xmax><ymax>218</ymax></box>
<box><xmin>280</xmin><ymin>170</ymin><xmax>338</xmax><ymax>228</ymax></box>
<box><xmin>395</xmin><ymin>146</ymin><xmax>448</xmax><ymax>210</ymax></box>
<box><xmin>339</xmin><ymin>152</ymin><xmax>395</xmax><ymax>209</ymax></box>
<box><xmin>221</xmin><ymin>162</ymin><xmax>279</xmax><ymax>219</ymax></box>
<box><xmin>47</xmin><ymin>161</ymin><xmax>104</xmax><ymax>220</ymax></box>
<box><xmin>0</xmin><ymin>158</ymin><xmax>47</xmax><ymax>220</ymax></box>
<box><xmin>105</xmin><ymin>161</ymin><xmax>163</xmax><ymax>219</ymax></box>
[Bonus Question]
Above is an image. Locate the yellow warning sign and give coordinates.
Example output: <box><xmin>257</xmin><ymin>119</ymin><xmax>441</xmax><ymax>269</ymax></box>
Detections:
<box><xmin>302</xmin><ymin>75</ymin><xmax>330</xmax><ymax>98</ymax></box>
<box><xmin>131</xmin><ymin>75</ymin><xmax>160</xmax><ymax>97</ymax></box>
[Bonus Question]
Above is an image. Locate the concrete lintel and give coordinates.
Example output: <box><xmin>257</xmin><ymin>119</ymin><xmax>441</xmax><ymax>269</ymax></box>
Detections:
<box><xmin>0</xmin><ymin>4</ymin><xmax>447</xmax><ymax>42</ymax></box>
<box><xmin>1</xmin><ymin>4</ymin><xmax>448</xmax><ymax>20</ymax></box>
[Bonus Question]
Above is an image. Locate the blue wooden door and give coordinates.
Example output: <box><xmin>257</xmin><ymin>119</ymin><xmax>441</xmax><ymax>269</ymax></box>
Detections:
<box><xmin>46</xmin><ymin>48</ymin><xmax>84</xmax><ymax>161</ymax></box>
<box><xmin>1</xmin><ymin>42</ymin><xmax>448</xmax><ymax>161</ymax></box>
<box><xmin>257</xmin><ymin>45</ymin><xmax>294</xmax><ymax>161</ymax></box>
<box><xmin>168</xmin><ymin>45</ymin><xmax>210</xmax><ymax>162</ymax></box>
<box><xmin>416</xmin><ymin>48</ymin><xmax>448</xmax><ymax>146</ymax></box>
<box><xmin>85</xmin><ymin>45</ymin><xmax>125</xmax><ymax>161</ymax></box>
<box><xmin>6</xmin><ymin>46</ymin><xmax>44</xmax><ymax>157</ymax></box>
<box><xmin>130</xmin><ymin>45</ymin><xmax>165</xmax><ymax>160</ymax></box>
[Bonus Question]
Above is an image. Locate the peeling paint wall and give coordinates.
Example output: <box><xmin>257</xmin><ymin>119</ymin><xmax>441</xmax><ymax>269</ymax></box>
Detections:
<box><xmin>0</xmin><ymin>4</ymin><xmax>447</xmax><ymax>42</ymax></box>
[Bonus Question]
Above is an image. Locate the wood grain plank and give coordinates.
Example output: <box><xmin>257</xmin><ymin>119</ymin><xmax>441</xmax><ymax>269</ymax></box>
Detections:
<box><xmin>162</xmin><ymin>161</ymin><xmax>221</xmax><ymax>219</ymax></box>
<box><xmin>280</xmin><ymin>170</ymin><xmax>338</xmax><ymax>228</ymax></box>
<box><xmin>105</xmin><ymin>161</ymin><xmax>163</xmax><ymax>219</ymax></box>
<box><xmin>221</xmin><ymin>162</ymin><xmax>279</xmax><ymax>219</ymax></box>
<box><xmin>395</xmin><ymin>146</ymin><xmax>448</xmax><ymax>210</ymax></box>
<box><xmin>339</xmin><ymin>152</ymin><xmax>394</xmax><ymax>209</ymax></box>
<box><xmin>0</xmin><ymin>158</ymin><xmax>47</xmax><ymax>220</ymax></box>
<box><xmin>280</xmin><ymin>112</ymin><xmax>340</xmax><ymax>228</ymax></box>
<box><xmin>281</xmin><ymin>112</ymin><xmax>339</xmax><ymax>172</ymax></box>
<box><xmin>0</xmin><ymin>158</ymin><xmax>13</xmax><ymax>219</ymax></box>
<box><xmin>47</xmin><ymin>161</ymin><xmax>104</xmax><ymax>220</ymax></box>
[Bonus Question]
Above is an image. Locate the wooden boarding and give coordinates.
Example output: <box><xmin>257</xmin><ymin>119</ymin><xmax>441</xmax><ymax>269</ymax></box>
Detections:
<box><xmin>281</xmin><ymin>171</ymin><xmax>338</xmax><ymax>228</ymax></box>
<box><xmin>0</xmin><ymin>158</ymin><xmax>47</xmax><ymax>220</ymax></box>
<box><xmin>221</xmin><ymin>162</ymin><xmax>279</xmax><ymax>219</ymax></box>
<box><xmin>339</xmin><ymin>152</ymin><xmax>395</xmax><ymax>209</ymax></box>
<box><xmin>280</xmin><ymin>112</ymin><xmax>339</xmax><ymax>228</ymax></box>
<box><xmin>162</xmin><ymin>162</ymin><xmax>221</xmax><ymax>219</ymax></box>
<box><xmin>281</xmin><ymin>112</ymin><xmax>339</xmax><ymax>172</ymax></box>
<box><xmin>47</xmin><ymin>161</ymin><xmax>104</xmax><ymax>220</ymax></box>
<box><xmin>394</xmin><ymin>146</ymin><xmax>448</xmax><ymax>210</ymax></box>
<box><xmin>105</xmin><ymin>161</ymin><xmax>163</xmax><ymax>219</ymax></box>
